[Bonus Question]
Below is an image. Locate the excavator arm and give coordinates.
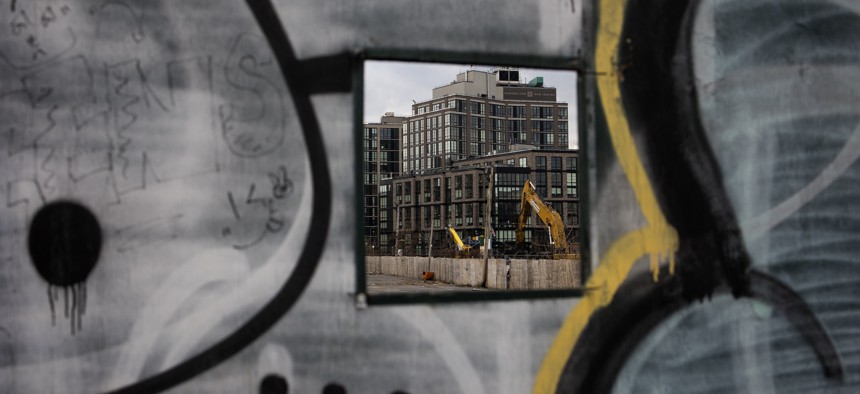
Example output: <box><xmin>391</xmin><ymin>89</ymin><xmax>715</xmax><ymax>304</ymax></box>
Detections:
<box><xmin>516</xmin><ymin>180</ymin><xmax>569</xmax><ymax>253</ymax></box>
<box><xmin>449</xmin><ymin>226</ymin><xmax>471</xmax><ymax>251</ymax></box>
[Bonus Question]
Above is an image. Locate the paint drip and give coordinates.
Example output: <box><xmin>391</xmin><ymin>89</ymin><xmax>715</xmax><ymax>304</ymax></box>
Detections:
<box><xmin>47</xmin><ymin>282</ymin><xmax>87</xmax><ymax>335</ymax></box>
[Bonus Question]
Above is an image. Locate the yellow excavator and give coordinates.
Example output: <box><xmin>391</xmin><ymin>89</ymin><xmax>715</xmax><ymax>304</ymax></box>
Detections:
<box><xmin>449</xmin><ymin>226</ymin><xmax>471</xmax><ymax>252</ymax></box>
<box><xmin>448</xmin><ymin>226</ymin><xmax>481</xmax><ymax>257</ymax></box>
<box><xmin>516</xmin><ymin>180</ymin><xmax>573</xmax><ymax>259</ymax></box>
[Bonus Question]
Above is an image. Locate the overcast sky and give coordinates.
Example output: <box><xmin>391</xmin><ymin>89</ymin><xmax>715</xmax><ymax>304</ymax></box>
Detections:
<box><xmin>364</xmin><ymin>60</ymin><xmax>579</xmax><ymax>149</ymax></box>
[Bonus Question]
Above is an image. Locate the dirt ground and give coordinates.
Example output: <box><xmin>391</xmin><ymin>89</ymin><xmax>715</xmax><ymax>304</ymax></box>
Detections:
<box><xmin>365</xmin><ymin>274</ymin><xmax>491</xmax><ymax>295</ymax></box>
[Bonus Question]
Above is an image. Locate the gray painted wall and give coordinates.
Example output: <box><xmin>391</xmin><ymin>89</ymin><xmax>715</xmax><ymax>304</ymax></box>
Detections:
<box><xmin>2</xmin><ymin>0</ymin><xmax>859</xmax><ymax>393</ymax></box>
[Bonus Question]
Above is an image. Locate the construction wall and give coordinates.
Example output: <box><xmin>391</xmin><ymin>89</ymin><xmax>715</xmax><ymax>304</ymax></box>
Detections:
<box><xmin>366</xmin><ymin>257</ymin><xmax>582</xmax><ymax>289</ymax></box>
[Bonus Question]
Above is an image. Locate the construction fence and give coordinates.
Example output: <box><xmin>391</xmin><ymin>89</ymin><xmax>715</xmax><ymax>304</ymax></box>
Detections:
<box><xmin>365</xmin><ymin>256</ymin><xmax>581</xmax><ymax>289</ymax></box>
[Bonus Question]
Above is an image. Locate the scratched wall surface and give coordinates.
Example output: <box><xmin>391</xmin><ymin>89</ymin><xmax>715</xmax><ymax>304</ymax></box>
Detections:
<box><xmin>0</xmin><ymin>0</ymin><xmax>315</xmax><ymax>392</ymax></box>
<box><xmin>3</xmin><ymin>0</ymin><xmax>860</xmax><ymax>393</ymax></box>
<box><xmin>607</xmin><ymin>0</ymin><xmax>860</xmax><ymax>393</ymax></box>
<box><xmin>0</xmin><ymin>0</ymin><xmax>585</xmax><ymax>393</ymax></box>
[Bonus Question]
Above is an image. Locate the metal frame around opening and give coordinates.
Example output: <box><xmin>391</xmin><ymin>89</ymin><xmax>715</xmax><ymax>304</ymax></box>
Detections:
<box><xmin>353</xmin><ymin>48</ymin><xmax>590</xmax><ymax>306</ymax></box>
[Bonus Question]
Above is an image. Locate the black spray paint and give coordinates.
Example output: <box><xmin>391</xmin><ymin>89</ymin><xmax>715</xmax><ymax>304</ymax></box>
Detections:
<box><xmin>29</xmin><ymin>200</ymin><xmax>101</xmax><ymax>334</ymax></box>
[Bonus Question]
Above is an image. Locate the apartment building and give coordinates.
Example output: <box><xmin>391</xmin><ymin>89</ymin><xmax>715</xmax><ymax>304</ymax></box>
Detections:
<box><xmin>364</xmin><ymin>68</ymin><xmax>579</xmax><ymax>257</ymax></box>
<box><xmin>381</xmin><ymin>147</ymin><xmax>579</xmax><ymax>257</ymax></box>
<box><xmin>401</xmin><ymin>68</ymin><xmax>571</xmax><ymax>173</ymax></box>
<box><xmin>362</xmin><ymin>113</ymin><xmax>405</xmax><ymax>253</ymax></box>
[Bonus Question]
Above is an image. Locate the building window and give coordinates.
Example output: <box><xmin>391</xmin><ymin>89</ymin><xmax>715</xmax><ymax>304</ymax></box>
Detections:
<box><xmin>551</xmin><ymin>172</ymin><xmax>563</xmax><ymax>198</ymax></box>
<box><xmin>470</xmin><ymin>101</ymin><xmax>485</xmax><ymax>115</ymax></box>
<box><xmin>566</xmin><ymin>157</ymin><xmax>578</xmax><ymax>171</ymax></box>
<box><xmin>551</xmin><ymin>156</ymin><xmax>562</xmax><ymax>170</ymax></box>
<box><xmin>423</xmin><ymin>206</ymin><xmax>431</xmax><ymax>227</ymax></box>
<box><xmin>450</xmin><ymin>99</ymin><xmax>466</xmax><ymax>112</ymax></box>
<box><xmin>531</xmin><ymin>106</ymin><xmax>553</xmax><ymax>118</ymax></box>
<box><xmin>470</xmin><ymin>129</ymin><xmax>486</xmax><ymax>142</ymax></box>
<box><xmin>465</xmin><ymin>204</ymin><xmax>473</xmax><ymax>226</ymax></box>
<box><xmin>536</xmin><ymin>156</ymin><xmax>547</xmax><ymax>170</ymax></box>
<box><xmin>535</xmin><ymin>172</ymin><xmax>547</xmax><ymax>197</ymax></box>
<box><xmin>424</xmin><ymin>180</ymin><xmax>431</xmax><ymax>202</ymax></box>
<box><xmin>509</xmin><ymin>131</ymin><xmax>527</xmax><ymax>144</ymax></box>
<box><xmin>567</xmin><ymin>202</ymin><xmax>579</xmax><ymax>226</ymax></box>
<box><xmin>508</xmin><ymin>120</ymin><xmax>526</xmax><ymax>132</ymax></box>
<box><xmin>531</xmin><ymin>120</ymin><xmax>553</xmax><ymax>132</ymax></box>
<box><xmin>491</xmin><ymin>118</ymin><xmax>505</xmax><ymax>131</ymax></box>
<box><xmin>471</xmin><ymin>116</ymin><xmax>485</xmax><ymax>129</ymax></box>
<box><xmin>541</xmin><ymin>132</ymin><xmax>554</xmax><ymax>146</ymax></box>
<box><xmin>404</xmin><ymin>207</ymin><xmax>412</xmax><ymax>228</ymax></box>
<box><xmin>492</xmin><ymin>131</ymin><xmax>504</xmax><ymax>144</ymax></box>
<box><xmin>509</xmin><ymin>106</ymin><xmax>526</xmax><ymax>118</ymax></box>
<box><xmin>567</xmin><ymin>173</ymin><xmax>577</xmax><ymax>197</ymax></box>
<box><xmin>396</xmin><ymin>184</ymin><xmax>402</xmax><ymax>204</ymax></box>
<box><xmin>449</xmin><ymin>114</ymin><xmax>466</xmax><ymax>126</ymax></box>
<box><xmin>465</xmin><ymin>174</ymin><xmax>473</xmax><ymax>199</ymax></box>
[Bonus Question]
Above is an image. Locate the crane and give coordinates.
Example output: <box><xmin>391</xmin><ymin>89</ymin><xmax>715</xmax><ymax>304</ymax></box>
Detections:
<box><xmin>516</xmin><ymin>180</ymin><xmax>572</xmax><ymax>258</ymax></box>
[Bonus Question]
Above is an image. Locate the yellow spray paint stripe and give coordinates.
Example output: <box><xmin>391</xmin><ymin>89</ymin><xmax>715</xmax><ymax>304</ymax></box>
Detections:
<box><xmin>531</xmin><ymin>229</ymin><xmax>646</xmax><ymax>394</ymax></box>
<box><xmin>531</xmin><ymin>0</ymin><xmax>679</xmax><ymax>391</ymax></box>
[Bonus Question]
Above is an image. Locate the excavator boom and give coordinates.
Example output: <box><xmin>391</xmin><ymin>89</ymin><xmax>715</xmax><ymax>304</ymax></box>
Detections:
<box><xmin>516</xmin><ymin>180</ymin><xmax>569</xmax><ymax>255</ymax></box>
<box><xmin>448</xmin><ymin>226</ymin><xmax>470</xmax><ymax>251</ymax></box>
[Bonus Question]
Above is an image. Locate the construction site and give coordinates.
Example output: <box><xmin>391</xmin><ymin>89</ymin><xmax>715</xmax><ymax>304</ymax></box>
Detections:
<box><xmin>367</xmin><ymin>171</ymin><xmax>582</xmax><ymax>292</ymax></box>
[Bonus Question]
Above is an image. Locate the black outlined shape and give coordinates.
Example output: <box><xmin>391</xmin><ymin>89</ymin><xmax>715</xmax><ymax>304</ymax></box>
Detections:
<box><xmin>103</xmin><ymin>0</ymin><xmax>335</xmax><ymax>392</ymax></box>
<box><xmin>555</xmin><ymin>267</ymin><xmax>843</xmax><ymax>393</ymax></box>
<box><xmin>554</xmin><ymin>0</ymin><xmax>844</xmax><ymax>391</ymax></box>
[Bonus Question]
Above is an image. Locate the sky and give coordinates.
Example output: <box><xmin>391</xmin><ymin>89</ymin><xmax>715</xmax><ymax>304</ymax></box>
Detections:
<box><xmin>363</xmin><ymin>60</ymin><xmax>579</xmax><ymax>149</ymax></box>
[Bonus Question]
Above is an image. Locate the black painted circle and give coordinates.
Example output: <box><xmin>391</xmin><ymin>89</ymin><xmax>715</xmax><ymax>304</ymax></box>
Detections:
<box><xmin>27</xmin><ymin>201</ymin><xmax>102</xmax><ymax>286</ymax></box>
<box><xmin>322</xmin><ymin>383</ymin><xmax>346</xmax><ymax>394</ymax></box>
<box><xmin>259</xmin><ymin>374</ymin><xmax>289</xmax><ymax>394</ymax></box>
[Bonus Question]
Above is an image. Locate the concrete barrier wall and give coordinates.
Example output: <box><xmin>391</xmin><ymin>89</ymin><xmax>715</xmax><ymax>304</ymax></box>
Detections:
<box><xmin>549</xmin><ymin>259</ymin><xmax>581</xmax><ymax>288</ymax></box>
<box><xmin>369</xmin><ymin>257</ymin><xmax>581</xmax><ymax>289</ymax></box>
<box><xmin>509</xmin><ymin>259</ymin><xmax>528</xmax><ymax>289</ymax></box>
<box><xmin>366</xmin><ymin>256</ymin><xmax>381</xmax><ymax>274</ymax></box>
<box><xmin>486</xmin><ymin>259</ymin><xmax>506</xmax><ymax>289</ymax></box>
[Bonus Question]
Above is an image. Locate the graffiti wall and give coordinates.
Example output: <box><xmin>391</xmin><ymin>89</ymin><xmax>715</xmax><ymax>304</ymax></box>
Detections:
<box><xmin>1</xmin><ymin>0</ymin><xmax>857</xmax><ymax>393</ymax></box>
